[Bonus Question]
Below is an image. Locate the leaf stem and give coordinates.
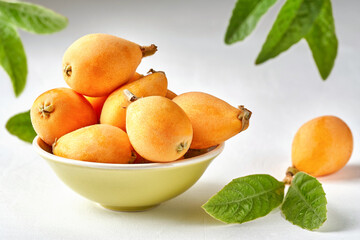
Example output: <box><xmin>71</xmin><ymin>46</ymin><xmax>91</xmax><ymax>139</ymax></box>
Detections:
<box><xmin>283</xmin><ymin>166</ymin><xmax>300</xmax><ymax>185</ymax></box>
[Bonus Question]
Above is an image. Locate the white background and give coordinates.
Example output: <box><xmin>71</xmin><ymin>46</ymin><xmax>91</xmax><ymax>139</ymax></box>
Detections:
<box><xmin>1</xmin><ymin>0</ymin><xmax>359</xmax><ymax>239</ymax></box>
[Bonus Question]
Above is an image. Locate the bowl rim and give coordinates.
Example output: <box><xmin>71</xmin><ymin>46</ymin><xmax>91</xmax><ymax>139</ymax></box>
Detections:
<box><xmin>33</xmin><ymin>136</ymin><xmax>224</xmax><ymax>169</ymax></box>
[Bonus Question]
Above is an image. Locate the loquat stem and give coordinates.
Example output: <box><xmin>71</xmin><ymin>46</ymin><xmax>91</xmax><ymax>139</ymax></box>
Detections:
<box><xmin>147</xmin><ymin>68</ymin><xmax>157</xmax><ymax>74</ymax></box>
<box><xmin>123</xmin><ymin>89</ymin><xmax>138</xmax><ymax>102</ymax></box>
<box><xmin>237</xmin><ymin>105</ymin><xmax>252</xmax><ymax>132</ymax></box>
<box><xmin>283</xmin><ymin>166</ymin><xmax>300</xmax><ymax>185</ymax></box>
<box><xmin>140</xmin><ymin>44</ymin><xmax>158</xmax><ymax>57</ymax></box>
<box><xmin>147</xmin><ymin>69</ymin><xmax>165</xmax><ymax>75</ymax></box>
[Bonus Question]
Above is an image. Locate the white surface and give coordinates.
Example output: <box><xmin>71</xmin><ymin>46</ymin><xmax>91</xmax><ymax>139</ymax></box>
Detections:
<box><xmin>1</xmin><ymin>0</ymin><xmax>359</xmax><ymax>239</ymax></box>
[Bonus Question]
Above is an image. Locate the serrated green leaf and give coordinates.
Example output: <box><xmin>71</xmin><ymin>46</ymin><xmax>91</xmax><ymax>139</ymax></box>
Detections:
<box><xmin>0</xmin><ymin>19</ymin><xmax>27</xmax><ymax>96</ymax></box>
<box><xmin>256</xmin><ymin>0</ymin><xmax>325</xmax><ymax>64</ymax></box>
<box><xmin>281</xmin><ymin>172</ymin><xmax>327</xmax><ymax>230</ymax></box>
<box><xmin>225</xmin><ymin>0</ymin><xmax>277</xmax><ymax>44</ymax></box>
<box><xmin>0</xmin><ymin>0</ymin><xmax>68</xmax><ymax>34</ymax></box>
<box><xmin>202</xmin><ymin>174</ymin><xmax>284</xmax><ymax>224</ymax></box>
<box><xmin>6</xmin><ymin>110</ymin><xmax>36</xmax><ymax>143</ymax></box>
<box><xmin>305</xmin><ymin>0</ymin><xmax>337</xmax><ymax>80</ymax></box>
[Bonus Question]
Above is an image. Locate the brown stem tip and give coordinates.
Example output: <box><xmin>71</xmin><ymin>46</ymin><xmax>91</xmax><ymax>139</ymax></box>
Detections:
<box><xmin>147</xmin><ymin>69</ymin><xmax>157</xmax><ymax>74</ymax></box>
<box><xmin>147</xmin><ymin>69</ymin><xmax>165</xmax><ymax>75</ymax></box>
<box><xmin>140</xmin><ymin>44</ymin><xmax>158</xmax><ymax>57</ymax></box>
<box><xmin>237</xmin><ymin>105</ymin><xmax>252</xmax><ymax>132</ymax></box>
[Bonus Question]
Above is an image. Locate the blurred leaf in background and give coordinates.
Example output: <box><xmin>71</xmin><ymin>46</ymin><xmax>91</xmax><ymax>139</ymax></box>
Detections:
<box><xmin>225</xmin><ymin>0</ymin><xmax>338</xmax><ymax>80</ymax></box>
<box><xmin>1</xmin><ymin>0</ymin><xmax>68</xmax><ymax>143</ymax></box>
<box><xmin>0</xmin><ymin>19</ymin><xmax>27</xmax><ymax>97</ymax></box>
<box><xmin>305</xmin><ymin>0</ymin><xmax>337</xmax><ymax>80</ymax></box>
<box><xmin>255</xmin><ymin>0</ymin><xmax>325</xmax><ymax>64</ymax></box>
<box><xmin>225</xmin><ymin>0</ymin><xmax>278</xmax><ymax>44</ymax></box>
<box><xmin>0</xmin><ymin>0</ymin><xmax>68</xmax><ymax>96</ymax></box>
<box><xmin>6</xmin><ymin>110</ymin><xmax>36</xmax><ymax>143</ymax></box>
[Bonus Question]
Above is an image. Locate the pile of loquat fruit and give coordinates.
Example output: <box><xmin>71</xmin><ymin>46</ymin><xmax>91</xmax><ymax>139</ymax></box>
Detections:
<box><xmin>30</xmin><ymin>33</ymin><xmax>252</xmax><ymax>164</ymax></box>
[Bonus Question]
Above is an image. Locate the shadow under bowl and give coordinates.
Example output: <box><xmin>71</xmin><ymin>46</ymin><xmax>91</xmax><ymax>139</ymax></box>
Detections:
<box><xmin>33</xmin><ymin>136</ymin><xmax>224</xmax><ymax>211</ymax></box>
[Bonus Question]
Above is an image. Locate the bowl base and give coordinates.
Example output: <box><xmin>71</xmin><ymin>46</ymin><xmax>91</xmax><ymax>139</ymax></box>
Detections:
<box><xmin>99</xmin><ymin>203</ymin><xmax>160</xmax><ymax>212</ymax></box>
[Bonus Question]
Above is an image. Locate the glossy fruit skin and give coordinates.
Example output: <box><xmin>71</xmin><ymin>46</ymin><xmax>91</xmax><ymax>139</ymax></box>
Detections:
<box><xmin>53</xmin><ymin>124</ymin><xmax>133</xmax><ymax>164</ymax></box>
<box><xmin>100</xmin><ymin>71</ymin><xmax>168</xmax><ymax>131</ymax></box>
<box><xmin>173</xmin><ymin>92</ymin><xmax>249</xmax><ymax>149</ymax></box>
<box><xmin>292</xmin><ymin>116</ymin><xmax>353</xmax><ymax>177</ymax></box>
<box><xmin>62</xmin><ymin>33</ymin><xmax>142</xmax><ymax>97</ymax></box>
<box><xmin>126</xmin><ymin>96</ymin><xmax>193</xmax><ymax>162</ymax></box>
<box><xmin>127</xmin><ymin>72</ymin><xmax>144</xmax><ymax>84</ymax></box>
<box><xmin>30</xmin><ymin>88</ymin><xmax>98</xmax><ymax>145</ymax></box>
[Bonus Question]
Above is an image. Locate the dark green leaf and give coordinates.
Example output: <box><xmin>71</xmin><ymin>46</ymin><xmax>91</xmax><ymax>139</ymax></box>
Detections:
<box><xmin>256</xmin><ymin>0</ymin><xmax>325</xmax><ymax>64</ymax></box>
<box><xmin>202</xmin><ymin>174</ymin><xmax>284</xmax><ymax>224</ymax></box>
<box><xmin>0</xmin><ymin>19</ymin><xmax>27</xmax><ymax>96</ymax></box>
<box><xmin>6</xmin><ymin>110</ymin><xmax>36</xmax><ymax>143</ymax></box>
<box><xmin>305</xmin><ymin>0</ymin><xmax>337</xmax><ymax>80</ymax></box>
<box><xmin>0</xmin><ymin>0</ymin><xmax>68</xmax><ymax>34</ymax></box>
<box><xmin>225</xmin><ymin>0</ymin><xmax>277</xmax><ymax>44</ymax></box>
<box><xmin>281</xmin><ymin>172</ymin><xmax>327</xmax><ymax>230</ymax></box>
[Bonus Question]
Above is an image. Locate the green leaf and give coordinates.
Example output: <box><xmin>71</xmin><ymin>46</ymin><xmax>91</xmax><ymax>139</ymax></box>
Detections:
<box><xmin>202</xmin><ymin>174</ymin><xmax>284</xmax><ymax>224</ymax></box>
<box><xmin>6</xmin><ymin>110</ymin><xmax>36</xmax><ymax>143</ymax></box>
<box><xmin>256</xmin><ymin>0</ymin><xmax>325</xmax><ymax>64</ymax></box>
<box><xmin>281</xmin><ymin>172</ymin><xmax>327</xmax><ymax>230</ymax></box>
<box><xmin>305</xmin><ymin>0</ymin><xmax>337</xmax><ymax>80</ymax></box>
<box><xmin>0</xmin><ymin>19</ymin><xmax>27</xmax><ymax>96</ymax></box>
<box><xmin>225</xmin><ymin>0</ymin><xmax>278</xmax><ymax>44</ymax></box>
<box><xmin>0</xmin><ymin>0</ymin><xmax>68</xmax><ymax>34</ymax></box>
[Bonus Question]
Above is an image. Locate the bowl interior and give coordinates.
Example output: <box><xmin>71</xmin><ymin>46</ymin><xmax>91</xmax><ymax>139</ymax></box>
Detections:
<box><xmin>33</xmin><ymin>136</ymin><xmax>224</xmax><ymax>211</ymax></box>
<box><xmin>33</xmin><ymin>136</ymin><xmax>224</xmax><ymax>169</ymax></box>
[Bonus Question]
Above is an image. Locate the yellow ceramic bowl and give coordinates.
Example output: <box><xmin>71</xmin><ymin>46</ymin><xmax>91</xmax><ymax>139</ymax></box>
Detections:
<box><xmin>33</xmin><ymin>136</ymin><xmax>224</xmax><ymax>211</ymax></box>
